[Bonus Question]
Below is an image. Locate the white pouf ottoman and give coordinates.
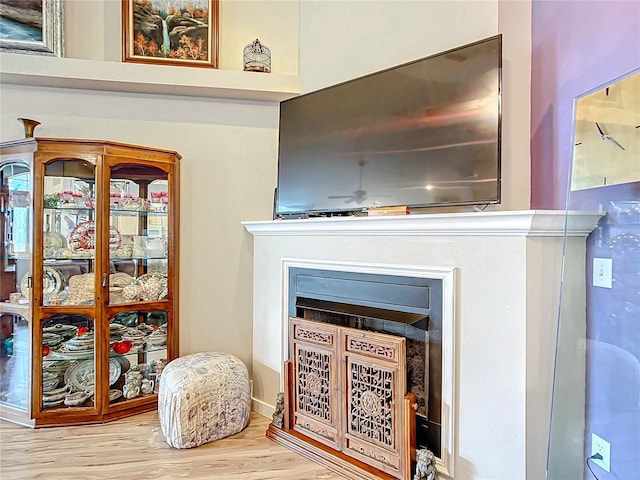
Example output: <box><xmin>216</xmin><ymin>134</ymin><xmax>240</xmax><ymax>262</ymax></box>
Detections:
<box><xmin>158</xmin><ymin>352</ymin><xmax>251</xmax><ymax>449</ymax></box>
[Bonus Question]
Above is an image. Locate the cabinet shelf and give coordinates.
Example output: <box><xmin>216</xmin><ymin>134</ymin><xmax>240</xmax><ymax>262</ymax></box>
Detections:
<box><xmin>41</xmin><ymin>345</ymin><xmax>167</xmax><ymax>363</ymax></box>
<box><xmin>44</xmin><ymin>207</ymin><xmax>167</xmax><ymax>217</ymax></box>
<box><xmin>106</xmin><ymin>300</ymin><xmax>170</xmax><ymax>315</ymax></box>
<box><xmin>43</xmin><ymin>255</ymin><xmax>167</xmax><ymax>261</ymax></box>
<box><xmin>0</xmin><ymin>302</ymin><xmax>31</xmax><ymax>317</ymax></box>
<box><xmin>110</xmin><ymin>209</ymin><xmax>168</xmax><ymax>217</ymax></box>
<box><xmin>45</xmin><ymin>207</ymin><xmax>94</xmax><ymax>213</ymax></box>
<box><xmin>44</xmin><ymin>258</ymin><xmax>95</xmax><ymax>262</ymax></box>
<box><xmin>111</xmin><ymin>256</ymin><xmax>167</xmax><ymax>261</ymax></box>
<box><xmin>39</xmin><ymin>305</ymin><xmax>95</xmax><ymax>314</ymax></box>
<box><xmin>110</xmin><ymin>344</ymin><xmax>167</xmax><ymax>357</ymax></box>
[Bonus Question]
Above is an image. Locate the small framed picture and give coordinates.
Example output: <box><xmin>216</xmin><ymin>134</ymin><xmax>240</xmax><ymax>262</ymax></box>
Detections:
<box><xmin>122</xmin><ymin>0</ymin><xmax>219</xmax><ymax>68</ymax></box>
<box><xmin>0</xmin><ymin>0</ymin><xmax>64</xmax><ymax>56</ymax></box>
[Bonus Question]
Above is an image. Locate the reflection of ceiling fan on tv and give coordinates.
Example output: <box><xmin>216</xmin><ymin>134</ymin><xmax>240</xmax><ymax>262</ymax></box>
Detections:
<box><xmin>329</xmin><ymin>188</ymin><xmax>369</xmax><ymax>204</ymax></box>
<box><xmin>328</xmin><ymin>160</ymin><xmax>390</xmax><ymax>204</ymax></box>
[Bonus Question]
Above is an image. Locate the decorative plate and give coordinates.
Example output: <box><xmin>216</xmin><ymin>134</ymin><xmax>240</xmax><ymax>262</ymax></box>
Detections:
<box><xmin>64</xmin><ymin>358</ymin><xmax>121</xmax><ymax>392</ymax></box>
<box><xmin>69</xmin><ymin>221</ymin><xmax>121</xmax><ymax>251</ymax></box>
<box><xmin>44</xmin><ymin>231</ymin><xmax>67</xmax><ymax>249</ymax></box>
<box><xmin>43</xmin><ymin>384</ymin><xmax>72</xmax><ymax>403</ymax></box>
<box><xmin>20</xmin><ymin>267</ymin><xmax>65</xmax><ymax>298</ymax></box>
<box><xmin>48</xmin><ymin>348</ymin><xmax>95</xmax><ymax>360</ymax></box>
<box><xmin>64</xmin><ymin>391</ymin><xmax>92</xmax><ymax>407</ymax></box>
<box><xmin>42</xmin><ymin>374</ymin><xmax>60</xmax><ymax>392</ymax></box>
<box><xmin>62</xmin><ymin>342</ymin><xmax>94</xmax><ymax>352</ymax></box>
<box><xmin>43</xmin><ymin>398</ymin><xmax>65</xmax><ymax>408</ymax></box>
<box><xmin>108</xmin><ymin>359</ymin><xmax>122</xmax><ymax>385</ymax></box>
<box><xmin>42</xmin><ymin>333</ymin><xmax>63</xmax><ymax>347</ymax></box>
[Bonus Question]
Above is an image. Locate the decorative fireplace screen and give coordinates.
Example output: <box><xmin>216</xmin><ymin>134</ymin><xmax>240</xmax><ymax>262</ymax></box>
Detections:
<box><xmin>283</xmin><ymin>317</ymin><xmax>414</xmax><ymax>479</ymax></box>
<box><xmin>266</xmin><ymin>266</ymin><xmax>445</xmax><ymax>479</ymax></box>
<box><xmin>287</xmin><ymin>267</ymin><xmax>442</xmax><ymax>457</ymax></box>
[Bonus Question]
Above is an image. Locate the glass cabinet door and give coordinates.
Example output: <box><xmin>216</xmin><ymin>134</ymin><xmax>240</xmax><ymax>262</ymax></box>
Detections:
<box><xmin>0</xmin><ymin>313</ymin><xmax>30</xmax><ymax>410</ymax></box>
<box><xmin>107</xmin><ymin>164</ymin><xmax>170</xmax><ymax>306</ymax></box>
<box><xmin>43</xmin><ymin>159</ymin><xmax>97</xmax><ymax>307</ymax></box>
<box><xmin>38</xmin><ymin>159</ymin><xmax>99</xmax><ymax>415</ymax></box>
<box><xmin>104</xmin><ymin>161</ymin><xmax>173</xmax><ymax>409</ymax></box>
<box><xmin>1</xmin><ymin>160</ymin><xmax>33</xmax><ymax>412</ymax></box>
<box><xmin>1</xmin><ymin>160</ymin><xmax>32</xmax><ymax>304</ymax></box>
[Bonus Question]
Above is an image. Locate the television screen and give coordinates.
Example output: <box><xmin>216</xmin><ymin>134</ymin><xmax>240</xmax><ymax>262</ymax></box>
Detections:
<box><xmin>275</xmin><ymin>35</ymin><xmax>502</xmax><ymax>218</ymax></box>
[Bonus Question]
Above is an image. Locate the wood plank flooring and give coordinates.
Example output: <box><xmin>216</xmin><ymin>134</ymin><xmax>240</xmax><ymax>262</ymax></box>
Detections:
<box><xmin>0</xmin><ymin>412</ymin><xmax>344</xmax><ymax>480</ymax></box>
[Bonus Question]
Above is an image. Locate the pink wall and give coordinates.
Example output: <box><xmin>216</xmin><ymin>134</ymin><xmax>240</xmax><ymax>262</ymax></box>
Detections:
<box><xmin>530</xmin><ymin>0</ymin><xmax>640</xmax><ymax>209</ymax></box>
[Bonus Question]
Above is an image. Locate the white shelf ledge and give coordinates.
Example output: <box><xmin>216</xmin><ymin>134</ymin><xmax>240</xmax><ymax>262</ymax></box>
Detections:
<box><xmin>243</xmin><ymin>210</ymin><xmax>604</xmax><ymax>237</ymax></box>
<box><xmin>0</xmin><ymin>52</ymin><xmax>302</xmax><ymax>102</ymax></box>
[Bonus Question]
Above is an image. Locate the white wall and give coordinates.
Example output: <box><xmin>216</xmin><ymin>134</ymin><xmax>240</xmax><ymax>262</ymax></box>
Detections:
<box><xmin>299</xmin><ymin>0</ymin><xmax>498</xmax><ymax>92</ymax></box>
<box><xmin>218</xmin><ymin>0</ymin><xmax>299</xmax><ymax>74</ymax></box>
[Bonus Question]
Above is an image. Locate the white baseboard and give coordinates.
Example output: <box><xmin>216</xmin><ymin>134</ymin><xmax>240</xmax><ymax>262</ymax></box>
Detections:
<box><xmin>252</xmin><ymin>397</ymin><xmax>274</xmax><ymax>419</ymax></box>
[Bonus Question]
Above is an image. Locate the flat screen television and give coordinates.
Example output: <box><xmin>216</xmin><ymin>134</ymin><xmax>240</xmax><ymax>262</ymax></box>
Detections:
<box><xmin>275</xmin><ymin>34</ymin><xmax>502</xmax><ymax>218</ymax></box>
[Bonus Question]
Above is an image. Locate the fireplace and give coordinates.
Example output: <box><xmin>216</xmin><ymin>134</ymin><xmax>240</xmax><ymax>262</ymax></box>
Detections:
<box><xmin>264</xmin><ymin>259</ymin><xmax>456</xmax><ymax>479</ymax></box>
<box><xmin>243</xmin><ymin>211</ymin><xmax>601</xmax><ymax>479</ymax></box>
<box><xmin>288</xmin><ymin>267</ymin><xmax>443</xmax><ymax>457</ymax></box>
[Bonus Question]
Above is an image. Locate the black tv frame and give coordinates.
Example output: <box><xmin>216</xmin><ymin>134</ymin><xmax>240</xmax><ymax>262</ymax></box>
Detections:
<box><xmin>275</xmin><ymin>34</ymin><xmax>503</xmax><ymax>219</ymax></box>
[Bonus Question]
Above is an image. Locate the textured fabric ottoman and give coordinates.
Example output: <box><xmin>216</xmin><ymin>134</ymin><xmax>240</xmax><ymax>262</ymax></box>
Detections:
<box><xmin>158</xmin><ymin>352</ymin><xmax>251</xmax><ymax>449</ymax></box>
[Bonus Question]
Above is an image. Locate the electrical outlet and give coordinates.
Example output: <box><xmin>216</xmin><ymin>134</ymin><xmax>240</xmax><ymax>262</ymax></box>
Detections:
<box><xmin>593</xmin><ymin>258</ymin><xmax>613</xmax><ymax>288</ymax></box>
<box><xmin>591</xmin><ymin>433</ymin><xmax>611</xmax><ymax>472</ymax></box>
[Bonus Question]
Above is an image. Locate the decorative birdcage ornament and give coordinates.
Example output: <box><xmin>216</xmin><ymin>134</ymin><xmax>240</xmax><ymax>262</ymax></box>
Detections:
<box><xmin>243</xmin><ymin>39</ymin><xmax>271</xmax><ymax>73</ymax></box>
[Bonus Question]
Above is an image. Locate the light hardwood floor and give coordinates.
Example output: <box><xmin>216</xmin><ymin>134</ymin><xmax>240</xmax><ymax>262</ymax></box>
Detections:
<box><xmin>0</xmin><ymin>412</ymin><xmax>344</xmax><ymax>480</ymax></box>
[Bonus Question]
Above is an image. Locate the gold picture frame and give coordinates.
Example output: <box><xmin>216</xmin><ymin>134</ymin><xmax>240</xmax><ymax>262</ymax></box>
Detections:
<box><xmin>122</xmin><ymin>0</ymin><xmax>219</xmax><ymax>68</ymax></box>
<box><xmin>0</xmin><ymin>0</ymin><xmax>64</xmax><ymax>56</ymax></box>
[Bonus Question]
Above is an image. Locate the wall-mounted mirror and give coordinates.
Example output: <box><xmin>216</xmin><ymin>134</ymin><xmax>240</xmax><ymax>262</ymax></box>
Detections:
<box><xmin>571</xmin><ymin>70</ymin><xmax>640</xmax><ymax>190</ymax></box>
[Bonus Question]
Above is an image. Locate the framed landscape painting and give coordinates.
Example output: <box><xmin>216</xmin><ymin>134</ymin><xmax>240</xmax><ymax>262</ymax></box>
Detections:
<box><xmin>122</xmin><ymin>0</ymin><xmax>219</xmax><ymax>68</ymax></box>
<box><xmin>0</xmin><ymin>0</ymin><xmax>64</xmax><ymax>56</ymax></box>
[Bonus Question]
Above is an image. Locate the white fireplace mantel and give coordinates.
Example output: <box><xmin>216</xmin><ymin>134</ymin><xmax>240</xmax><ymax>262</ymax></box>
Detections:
<box><xmin>244</xmin><ymin>209</ymin><xmax>603</xmax><ymax>480</ymax></box>
<box><xmin>242</xmin><ymin>209</ymin><xmax>602</xmax><ymax>237</ymax></box>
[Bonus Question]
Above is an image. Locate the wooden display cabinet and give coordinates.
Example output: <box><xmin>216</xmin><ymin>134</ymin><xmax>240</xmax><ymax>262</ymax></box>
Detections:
<box><xmin>0</xmin><ymin>135</ymin><xmax>180</xmax><ymax>427</ymax></box>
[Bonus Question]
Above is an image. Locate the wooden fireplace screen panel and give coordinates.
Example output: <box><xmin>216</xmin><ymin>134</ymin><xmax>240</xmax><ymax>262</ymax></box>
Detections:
<box><xmin>291</xmin><ymin>317</ymin><xmax>408</xmax><ymax>479</ymax></box>
<box><xmin>292</xmin><ymin>322</ymin><xmax>340</xmax><ymax>450</ymax></box>
<box><xmin>291</xmin><ymin>320</ymin><xmax>340</xmax><ymax>450</ymax></box>
<box><xmin>344</xmin><ymin>329</ymin><xmax>406</xmax><ymax>476</ymax></box>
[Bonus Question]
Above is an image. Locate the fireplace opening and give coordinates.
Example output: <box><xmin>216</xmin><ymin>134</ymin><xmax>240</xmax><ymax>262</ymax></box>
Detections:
<box><xmin>288</xmin><ymin>267</ymin><xmax>443</xmax><ymax>457</ymax></box>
